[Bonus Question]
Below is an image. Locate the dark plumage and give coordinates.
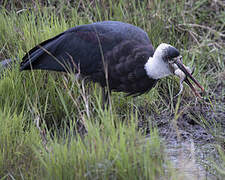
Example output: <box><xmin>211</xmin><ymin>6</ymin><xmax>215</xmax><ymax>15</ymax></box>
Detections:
<box><xmin>20</xmin><ymin>21</ymin><xmax>204</xmax><ymax>101</ymax></box>
<box><xmin>21</xmin><ymin>21</ymin><xmax>157</xmax><ymax>96</ymax></box>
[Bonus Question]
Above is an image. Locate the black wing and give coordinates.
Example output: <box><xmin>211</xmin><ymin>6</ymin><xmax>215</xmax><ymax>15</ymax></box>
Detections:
<box><xmin>20</xmin><ymin>21</ymin><xmax>152</xmax><ymax>76</ymax></box>
<box><xmin>104</xmin><ymin>40</ymin><xmax>157</xmax><ymax>95</ymax></box>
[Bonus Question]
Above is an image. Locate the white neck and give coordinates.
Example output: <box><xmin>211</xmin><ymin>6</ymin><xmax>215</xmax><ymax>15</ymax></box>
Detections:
<box><xmin>144</xmin><ymin>57</ymin><xmax>172</xmax><ymax>79</ymax></box>
<box><xmin>144</xmin><ymin>43</ymin><xmax>173</xmax><ymax>79</ymax></box>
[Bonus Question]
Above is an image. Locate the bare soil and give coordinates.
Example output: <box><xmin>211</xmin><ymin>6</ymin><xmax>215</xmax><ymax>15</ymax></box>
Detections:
<box><xmin>149</xmin><ymin>78</ymin><xmax>225</xmax><ymax>179</ymax></box>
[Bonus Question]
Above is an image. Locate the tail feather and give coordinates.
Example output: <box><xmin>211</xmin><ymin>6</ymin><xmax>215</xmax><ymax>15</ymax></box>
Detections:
<box><xmin>20</xmin><ymin>32</ymin><xmax>72</xmax><ymax>72</ymax></box>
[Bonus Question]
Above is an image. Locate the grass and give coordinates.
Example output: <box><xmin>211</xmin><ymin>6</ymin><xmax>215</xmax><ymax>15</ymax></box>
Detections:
<box><xmin>0</xmin><ymin>0</ymin><xmax>225</xmax><ymax>179</ymax></box>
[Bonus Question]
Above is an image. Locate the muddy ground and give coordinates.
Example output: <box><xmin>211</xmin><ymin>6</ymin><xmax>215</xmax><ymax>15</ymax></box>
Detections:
<box><xmin>147</xmin><ymin>76</ymin><xmax>225</xmax><ymax>179</ymax></box>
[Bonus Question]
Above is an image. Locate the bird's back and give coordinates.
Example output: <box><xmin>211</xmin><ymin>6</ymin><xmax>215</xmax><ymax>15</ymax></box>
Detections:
<box><xmin>21</xmin><ymin>21</ymin><xmax>151</xmax><ymax>71</ymax></box>
<box><xmin>21</xmin><ymin>21</ymin><xmax>156</xmax><ymax>95</ymax></box>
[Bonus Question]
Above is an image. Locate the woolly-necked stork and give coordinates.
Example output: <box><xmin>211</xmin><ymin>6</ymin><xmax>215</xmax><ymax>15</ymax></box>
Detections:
<box><xmin>20</xmin><ymin>21</ymin><xmax>204</xmax><ymax>102</ymax></box>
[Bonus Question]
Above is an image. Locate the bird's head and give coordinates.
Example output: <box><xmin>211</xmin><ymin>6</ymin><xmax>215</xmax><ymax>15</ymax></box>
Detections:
<box><xmin>145</xmin><ymin>43</ymin><xmax>204</xmax><ymax>97</ymax></box>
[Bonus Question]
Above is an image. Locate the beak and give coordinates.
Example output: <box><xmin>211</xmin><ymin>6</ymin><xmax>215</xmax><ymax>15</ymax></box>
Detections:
<box><xmin>174</xmin><ymin>58</ymin><xmax>205</xmax><ymax>98</ymax></box>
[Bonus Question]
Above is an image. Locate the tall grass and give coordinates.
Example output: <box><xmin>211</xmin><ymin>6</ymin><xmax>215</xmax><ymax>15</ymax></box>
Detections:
<box><xmin>0</xmin><ymin>0</ymin><xmax>225</xmax><ymax>179</ymax></box>
<box><xmin>0</xmin><ymin>109</ymin><xmax>41</xmax><ymax>179</ymax></box>
<box><xmin>37</xmin><ymin>114</ymin><xmax>165</xmax><ymax>180</ymax></box>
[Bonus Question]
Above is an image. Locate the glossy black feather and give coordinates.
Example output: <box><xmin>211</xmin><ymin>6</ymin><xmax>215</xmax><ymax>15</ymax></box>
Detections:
<box><xmin>21</xmin><ymin>21</ymin><xmax>157</xmax><ymax>95</ymax></box>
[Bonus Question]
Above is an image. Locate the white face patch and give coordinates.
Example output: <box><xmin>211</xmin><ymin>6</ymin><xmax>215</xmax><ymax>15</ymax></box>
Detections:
<box><xmin>144</xmin><ymin>43</ymin><xmax>175</xmax><ymax>79</ymax></box>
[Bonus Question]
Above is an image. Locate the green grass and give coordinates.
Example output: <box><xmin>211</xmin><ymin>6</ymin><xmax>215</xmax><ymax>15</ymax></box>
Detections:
<box><xmin>0</xmin><ymin>0</ymin><xmax>225</xmax><ymax>179</ymax></box>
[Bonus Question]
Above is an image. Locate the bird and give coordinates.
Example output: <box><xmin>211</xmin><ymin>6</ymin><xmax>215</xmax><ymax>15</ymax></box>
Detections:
<box><xmin>20</xmin><ymin>21</ymin><xmax>204</xmax><ymax>105</ymax></box>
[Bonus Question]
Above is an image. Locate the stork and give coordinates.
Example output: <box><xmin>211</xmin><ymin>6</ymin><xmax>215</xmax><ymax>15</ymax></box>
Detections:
<box><xmin>20</xmin><ymin>21</ymin><xmax>204</xmax><ymax>104</ymax></box>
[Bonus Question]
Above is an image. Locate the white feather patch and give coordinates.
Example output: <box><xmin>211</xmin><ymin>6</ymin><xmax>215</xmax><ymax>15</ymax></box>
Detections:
<box><xmin>144</xmin><ymin>43</ymin><xmax>174</xmax><ymax>79</ymax></box>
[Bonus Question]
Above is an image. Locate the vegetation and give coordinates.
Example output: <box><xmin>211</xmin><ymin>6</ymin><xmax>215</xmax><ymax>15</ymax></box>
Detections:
<box><xmin>0</xmin><ymin>0</ymin><xmax>224</xmax><ymax>179</ymax></box>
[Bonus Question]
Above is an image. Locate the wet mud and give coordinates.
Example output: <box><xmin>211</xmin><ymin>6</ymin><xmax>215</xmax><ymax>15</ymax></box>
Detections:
<box><xmin>148</xmin><ymin>79</ymin><xmax>225</xmax><ymax>179</ymax></box>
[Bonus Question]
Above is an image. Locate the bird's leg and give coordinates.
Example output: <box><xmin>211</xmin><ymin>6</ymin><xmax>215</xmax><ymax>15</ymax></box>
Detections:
<box><xmin>102</xmin><ymin>87</ymin><xmax>106</xmax><ymax>110</ymax></box>
<box><xmin>106</xmin><ymin>88</ymin><xmax>112</xmax><ymax>109</ymax></box>
<box><xmin>101</xmin><ymin>87</ymin><xmax>111</xmax><ymax>110</ymax></box>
